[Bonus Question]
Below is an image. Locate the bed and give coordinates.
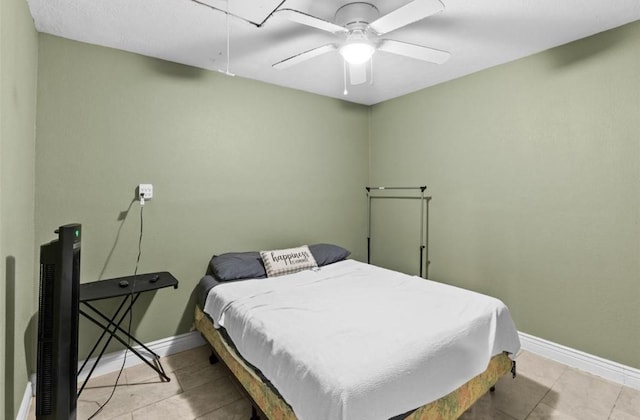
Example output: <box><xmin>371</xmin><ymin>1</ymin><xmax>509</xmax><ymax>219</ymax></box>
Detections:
<box><xmin>194</xmin><ymin>244</ymin><xmax>520</xmax><ymax>420</ymax></box>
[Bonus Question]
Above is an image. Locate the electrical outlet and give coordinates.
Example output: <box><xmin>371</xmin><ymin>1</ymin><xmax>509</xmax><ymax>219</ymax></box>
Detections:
<box><xmin>138</xmin><ymin>184</ymin><xmax>153</xmax><ymax>201</ymax></box>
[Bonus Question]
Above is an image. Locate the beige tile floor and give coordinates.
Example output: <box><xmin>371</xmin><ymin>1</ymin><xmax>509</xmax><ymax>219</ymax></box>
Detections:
<box><xmin>27</xmin><ymin>347</ymin><xmax>640</xmax><ymax>420</ymax></box>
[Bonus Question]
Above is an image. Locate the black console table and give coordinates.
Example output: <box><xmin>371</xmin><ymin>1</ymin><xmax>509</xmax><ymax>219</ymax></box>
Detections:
<box><xmin>77</xmin><ymin>272</ymin><xmax>178</xmax><ymax>396</ymax></box>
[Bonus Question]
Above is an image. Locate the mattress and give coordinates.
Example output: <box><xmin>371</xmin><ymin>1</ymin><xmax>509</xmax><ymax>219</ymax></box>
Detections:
<box><xmin>202</xmin><ymin>260</ymin><xmax>521</xmax><ymax>420</ymax></box>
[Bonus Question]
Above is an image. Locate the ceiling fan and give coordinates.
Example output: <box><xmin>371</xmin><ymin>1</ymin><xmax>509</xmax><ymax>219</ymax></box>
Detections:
<box><xmin>272</xmin><ymin>0</ymin><xmax>451</xmax><ymax>87</ymax></box>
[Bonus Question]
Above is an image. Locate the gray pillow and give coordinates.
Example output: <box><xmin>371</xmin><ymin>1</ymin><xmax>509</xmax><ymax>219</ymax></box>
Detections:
<box><xmin>209</xmin><ymin>252</ymin><xmax>267</xmax><ymax>281</ymax></box>
<box><xmin>309</xmin><ymin>243</ymin><xmax>351</xmax><ymax>266</ymax></box>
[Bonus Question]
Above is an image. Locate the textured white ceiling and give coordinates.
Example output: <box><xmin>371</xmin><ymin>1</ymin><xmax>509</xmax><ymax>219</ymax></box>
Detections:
<box><xmin>26</xmin><ymin>0</ymin><xmax>640</xmax><ymax>105</ymax></box>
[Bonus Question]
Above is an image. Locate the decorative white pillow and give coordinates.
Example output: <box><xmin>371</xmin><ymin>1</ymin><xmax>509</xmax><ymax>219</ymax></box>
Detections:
<box><xmin>260</xmin><ymin>245</ymin><xmax>318</xmax><ymax>277</ymax></box>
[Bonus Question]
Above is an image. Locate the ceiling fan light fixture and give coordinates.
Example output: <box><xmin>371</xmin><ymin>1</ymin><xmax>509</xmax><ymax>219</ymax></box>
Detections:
<box><xmin>339</xmin><ymin>41</ymin><xmax>375</xmax><ymax>64</ymax></box>
<box><xmin>339</xmin><ymin>29</ymin><xmax>375</xmax><ymax>65</ymax></box>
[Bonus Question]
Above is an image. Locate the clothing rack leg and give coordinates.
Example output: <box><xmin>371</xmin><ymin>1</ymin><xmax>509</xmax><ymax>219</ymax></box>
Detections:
<box><xmin>419</xmin><ymin>186</ymin><xmax>426</xmax><ymax>278</ymax></box>
<box><xmin>366</xmin><ymin>188</ymin><xmax>371</xmax><ymax>264</ymax></box>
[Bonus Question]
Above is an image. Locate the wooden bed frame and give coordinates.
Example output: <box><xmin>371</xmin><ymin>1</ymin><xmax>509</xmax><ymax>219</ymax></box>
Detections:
<box><xmin>195</xmin><ymin>306</ymin><xmax>515</xmax><ymax>420</ymax></box>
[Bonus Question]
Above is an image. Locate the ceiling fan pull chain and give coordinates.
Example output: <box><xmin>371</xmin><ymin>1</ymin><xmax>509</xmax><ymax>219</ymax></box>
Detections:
<box><xmin>370</xmin><ymin>55</ymin><xmax>374</xmax><ymax>85</ymax></box>
<box><xmin>226</xmin><ymin>0</ymin><xmax>231</xmax><ymax>75</ymax></box>
<box><xmin>217</xmin><ymin>0</ymin><xmax>235</xmax><ymax>76</ymax></box>
<box><xmin>343</xmin><ymin>59</ymin><xmax>348</xmax><ymax>95</ymax></box>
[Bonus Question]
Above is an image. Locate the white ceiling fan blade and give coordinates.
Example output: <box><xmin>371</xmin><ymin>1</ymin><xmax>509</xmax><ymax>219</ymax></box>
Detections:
<box><xmin>273</xmin><ymin>44</ymin><xmax>337</xmax><ymax>70</ymax></box>
<box><xmin>369</xmin><ymin>0</ymin><xmax>444</xmax><ymax>35</ymax></box>
<box><xmin>378</xmin><ymin>39</ymin><xmax>450</xmax><ymax>64</ymax></box>
<box><xmin>276</xmin><ymin>9</ymin><xmax>347</xmax><ymax>34</ymax></box>
<box><xmin>348</xmin><ymin>62</ymin><xmax>367</xmax><ymax>85</ymax></box>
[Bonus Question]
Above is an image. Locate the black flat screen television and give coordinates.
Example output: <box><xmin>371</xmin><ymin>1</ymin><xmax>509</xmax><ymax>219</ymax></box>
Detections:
<box><xmin>36</xmin><ymin>223</ymin><xmax>81</xmax><ymax>420</ymax></box>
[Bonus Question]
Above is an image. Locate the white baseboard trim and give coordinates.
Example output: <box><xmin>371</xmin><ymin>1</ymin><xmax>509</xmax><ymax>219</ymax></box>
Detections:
<box><xmin>519</xmin><ymin>331</ymin><xmax>640</xmax><ymax>391</ymax></box>
<box><xmin>19</xmin><ymin>331</ymin><xmax>206</xmax><ymax>420</ymax></box>
<box><xmin>76</xmin><ymin>330</ymin><xmax>206</xmax><ymax>382</ymax></box>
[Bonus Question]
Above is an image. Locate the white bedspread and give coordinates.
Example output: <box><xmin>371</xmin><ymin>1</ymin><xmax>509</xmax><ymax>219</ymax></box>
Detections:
<box><xmin>203</xmin><ymin>260</ymin><xmax>520</xmax><ymax>420</ymax></box>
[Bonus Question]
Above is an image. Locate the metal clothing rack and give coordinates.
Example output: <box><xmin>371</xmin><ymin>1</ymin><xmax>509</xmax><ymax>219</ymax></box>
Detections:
<box><xmin>366</xmin><ymin>186</ymin><xmax>430</xmax><ymax>278</ymax></box>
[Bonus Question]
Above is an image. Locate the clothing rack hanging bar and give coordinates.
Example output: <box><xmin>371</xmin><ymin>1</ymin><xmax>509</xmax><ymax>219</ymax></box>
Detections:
<box><xmin>365</xmin><ymin>186</ymin><xmax>429</xmax><ymax>278</ymax></box>
<box><xmin>366</xmin><ymin>186</ymin><xmax>427</xmax><ymax>191</ymax></box>
<box><xmin>369</xmin><ymin>196</ymin><xmax>427</xmax><ymax>200</ymax></box>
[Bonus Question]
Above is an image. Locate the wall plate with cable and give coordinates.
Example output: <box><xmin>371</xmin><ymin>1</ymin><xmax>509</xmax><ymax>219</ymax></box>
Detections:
<box><xmin>137</xmin><ymin>184</ymin><xmax>153</xmax><ymax>205</ymax></box>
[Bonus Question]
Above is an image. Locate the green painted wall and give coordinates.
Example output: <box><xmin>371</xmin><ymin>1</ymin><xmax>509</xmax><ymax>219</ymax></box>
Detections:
<box><xmin>35</xmin><ymin>35</ymin><xmax>369</xmax><ymax>356</ymax></box>
<box><xmin>369</xmin><ymin>21</ymin><xmax>640</xmax><ymax>368</ymax></box>
<box><xmin>0</xmin><ymin>0</ymin><xmax>38</xmax><ymax>416</ymax></box>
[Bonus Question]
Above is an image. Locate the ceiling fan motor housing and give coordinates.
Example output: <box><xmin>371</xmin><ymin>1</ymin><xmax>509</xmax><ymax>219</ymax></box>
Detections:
<box><xmin>335</xmin><ymin>2</ymin><xmax>380</xmax><ymax>30</ymax></box>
